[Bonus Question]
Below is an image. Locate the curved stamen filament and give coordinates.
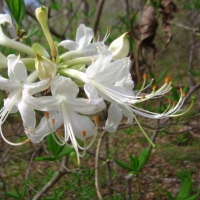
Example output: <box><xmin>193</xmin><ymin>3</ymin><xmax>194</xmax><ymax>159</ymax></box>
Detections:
<box><xmin>123</xmin><ymin>105</ymin><xmax>156</xmax><ymax>148</ymax></box>
<box><xmin>0</xmin><ymin>126</ymin><xmax>30</xmax><ymax>146</ymax></box>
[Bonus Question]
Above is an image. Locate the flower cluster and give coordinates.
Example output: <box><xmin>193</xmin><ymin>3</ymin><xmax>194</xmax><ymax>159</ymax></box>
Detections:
<box><xmin>0</xmin><ymin>7</ymin><xmax>192</xmax><ymax>164</ymax></box>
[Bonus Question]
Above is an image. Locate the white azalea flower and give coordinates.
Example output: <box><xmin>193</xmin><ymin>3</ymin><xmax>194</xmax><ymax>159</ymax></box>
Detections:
<box><xmin>59</xmin><ymin>47</ymin><xmax>188</xmax><ymax>135</ymax></box>
<box><xmin>0</xmin><ymin>55</ymin><xmax>51</xmax><ymax>145</ymax></box>
<box><xmin>0</xmin><ymin>14</ymin><xmax>35</xmax><ymax>56</ymax></box>
<box><xmin>59</xmin><ymin>24</ymin><xmax>108</xmax><ymax>61</ymax></box>
<box><xmin>23</xmin><ymin>75</ymin><xmax>106</xmax><ymax>164</ymax></box>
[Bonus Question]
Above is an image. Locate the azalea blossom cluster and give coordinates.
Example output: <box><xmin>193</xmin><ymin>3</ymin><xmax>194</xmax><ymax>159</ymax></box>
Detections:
<box><xmin>0</xmin><ymin>7</ymin><xmax>192</xmax><ymax>164</ymax></box>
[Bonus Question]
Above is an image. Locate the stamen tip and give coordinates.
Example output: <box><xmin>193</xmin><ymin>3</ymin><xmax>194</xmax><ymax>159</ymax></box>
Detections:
<box><xmin>165</xmin><ymin>76</ymin><xmax>170</xmax><ymax>83</ymax></box>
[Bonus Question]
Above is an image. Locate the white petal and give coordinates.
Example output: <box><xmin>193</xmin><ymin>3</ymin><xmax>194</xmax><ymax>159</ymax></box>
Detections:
<box><xmin>26</xmin><ymin>111</ymin><xmax>63</xmax><ymax>143</ymax></box>
<box><xmin>68</xmin><ymin>109</ymin><xmax>96</xmax><ymax>141</ymax></box>
<box><xmin>86</xmin><ymin>47</ymin><xmax>112</xmax><ymax>79</ymax></box>
<box><xmin>3</xmin><ymin>98</ymin><xmax>18</xmax><ymax>113</ymax></box>
<box><xmin>50</xmin><ymin>76</ymin><xmax>79</xmax><ymax>100</ymax></box>
<box><xmin>23</xmin><ymin>77</ymin><xmax>51</xmax><ymax>95</ymax></box>
<box><xmin>72</xmin><ymin>98</ymin><xmax>106</xmax><ymax>114</ymax></box>
<box><xmin>76</xmin><ymin>24</ymin><xmax>94</xmax><ymax>50</ymax></box>
<box><xmin>0</xmin><ymin>14</ymin><xmax>12</xmax><ymax>25</ymax></box>
<box><xmin>120</xmin><ymin>105</ymin><xmax>133</xmax><ymax>124</ymax></box>
<box><xmin>84</xmin><ymin>83</ymin><xmax>101</xmax><ymax>103</ymax></box>
<box><xmin>59</xmin><ymin>40</ymin><xmax>79</xmax><ymax>50</ymax></box>
<box><xmin>7</xmin><ymin>54</ymin><xmax>27</xmax><ymax>82</ymax></box>
<box><xmin>0</xmin><ymin>76</ymin><xmax>20</xmax><ymax>92</ymax></box>
<box><xmin>18</xmin><ymin>100</ymin><xmax>36</xmax><ymax>130</ymax></box>
<box><xmin>104</xmin><ymin>102</ymin><xmax>122</xmax><ymax>133</ymax></box>
<box><xmin>22</xmin><ymin>89</ymin><xmax>59</xmax><ymax>111</ymax></box>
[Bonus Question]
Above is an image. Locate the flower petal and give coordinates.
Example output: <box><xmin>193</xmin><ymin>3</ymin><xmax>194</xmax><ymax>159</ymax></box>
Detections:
<box><xmin>18</xmin><ymin>100</ymin><xmax>36</xmax><ymax>130</ymax></box>
<box><xmin>0</xmin><ymin>76</ymin><xmax>20</xmax><ymax>92</ymax></box>
<box><xmin>22</xmin><ymin>89</ymin><xmax>59</xmax><ymax>111</ymax></box>
<box><xmin>86</xmin><ymin>47</ymin><xmax>112</xmax><ymax>78</ymax></box>
<box><xmin>59</xmin><ymin>40</ymin><xmax>79</xmax><ymax>50</ymax></box>
<box><xmin>104</xmin><ymin>102</ymin><xmax>122</xmax><ymax>133</ymax></box>
<box><xmin>0</xmin><ymin>14</ymin><xmax>12</xmax><ymax>25</ymax></box>
<box><xmin>68</xmin><ymin>109</ymin><xmax>96</xmax><ymax>141</ymax></box>
<box><xmin>76</xmin><ymin>24</ymin><xmax>94</xmax><ymax>50</ymax></box>
<box><xmin>50</xmin><ymin>76</ymin><xmax>79</xmax><ymax>101</ymax></box>
<box><xmin>23</xmin><ymin>77</ymin><xmax>51</xmax><ymax>95</ymax></box>
<box><xmin>26</xmin><ymin>111</ymin><xmax>63</xmax><ymax>143</ymax></box>
<box><xmin>84</xmin><ymin>82</ymin><xmax>103</xmax><ymax>103</ymax></box>
<box><xmin>72</xmin><ymin>97</ymin><xmax>105</xmax><ymax>115</ymax></box>
<box><xmin>7</xmin><ymin>54</ymin><xmax>28</xmax><ymax>82</ymax></box>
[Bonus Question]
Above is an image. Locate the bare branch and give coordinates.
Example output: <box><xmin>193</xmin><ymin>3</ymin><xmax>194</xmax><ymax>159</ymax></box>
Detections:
<box><xmin>33</xmin><ymin>156</ymin><xmax>68</xmax><ymax>200</ymax></box>
<box><xmin>95</xmin><ymin>131</ymin><xmax>107</xmax><ymax>200</ymax></box>
<box><xmin>93</xmin><ymin>0</ymin><xmax>106</xmax><ymax>34</ymax></box>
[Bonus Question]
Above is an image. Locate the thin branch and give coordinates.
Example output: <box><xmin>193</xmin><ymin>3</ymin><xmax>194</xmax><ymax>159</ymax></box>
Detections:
<box><xmin>104</xmin><ymin>134</ymin><xmax>113</xmax><ymax>197</ymax></box>
<box><xmin>125</xmin><ymin>174</ymin><xmax>134</xmax><ymax>200</ymax></box>
<box><xmin>95</xmin><ymin>131</ymin><xmax>107</xmax><ymax>200</ymax></box>
<box><xmin>33</xmin><ymin>156</ymin><xmax>68</xmax><ymax>200</ymax></box>
<box><xmin>169</xmin><ymin>21</ymin><xmax>200</xmax><ymax>36</ymax></box>
<box><xmin>26</xmin><ymin>145</ymin><xmax>43</xmax><ymax>180</ymax></box>
<box><xmin>185</xmin><ymin>83</ymin><xmax>200</xmax><ymax>103</ymax></box>
<box><xmin>93</xmin><ymin>0</ymin><xmax>106</xmax><ymax>34</ymax></box>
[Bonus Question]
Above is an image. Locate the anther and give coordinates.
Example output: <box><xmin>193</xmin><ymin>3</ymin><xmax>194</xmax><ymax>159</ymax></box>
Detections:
<box><xmin>82</xmin><ymin>130</ymin><xmax>86</xmax><ymax>137</ymax></box>
<box><xmin>93</xmin><ymin>116</ymin><xmax>99</xmax><ymax>126</ymax></box>
<box><xmin>51</xmin><ymin>118</ymin><xmax>55</xmax><ymax>124</ymax></box>
<box><xmin>141</xmin><ymin>94</ymin><xmax>146</xmax><ymax>99</ymax></box>
<box><xmin>45</xmin><ymin>112</ymin><xmax>49</xmax><ymax>119</ymax></box>
<box><xmin>25</xmin><ymin>139</ymin><xmax>30</xmax><ymax>143</ymax></box>
<box><xmin>180</xmin><ymin>87</ymin><xmax>182</xmax><ymax>92</ymax></box>
<box><xmin>143</xmin><ymin>74</ymin><xmax>147</xmax><ymax>80</ymax></box>
<box><xmin>165</xmin><ymin>76</ymin><xmax>170</xmax><ymax>83</ymax></box>
<box><xmin>152</xmin><ymin>85</ymin><xmax>157</xmax><ymax>91</ymax></box>
<box><xmin>173</xmin><ymin>101</ymin><xmax>177</xmax><ymax>106</ymax></box>
<box><xmin>57</xmin><ymin>131</ymin><xmax>63</xmax><ymax>136</ymax></box>
<box><xmin>168</xmin><ymin>98</ymin><xmax>171</xmax><ymax>103</ymax></box>
<box><xmin>182</xmin><ymin>92</ymin><xmax>186</xmax><ymax>98</ymax></box>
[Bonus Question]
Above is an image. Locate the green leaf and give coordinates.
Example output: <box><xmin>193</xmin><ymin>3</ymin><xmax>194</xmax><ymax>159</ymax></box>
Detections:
<box><xmin>176</xmin><ymin>177</ymin><xmax>192</xmax><ymax>200</ymax></box>
<box><xmin>57</xmin><ymin>188</ymin><xmax>67</xmax><ymax>199</ymax></box>
<box><xmin>14</xmin><ymin>185</ymin><xmax>22</xmax><ymax>198</ymax></box>
<box><xmin>185</xmin><ymin>192</ymin><xmax>200</xmax><ymax>200</ymax></box>
<box><xmin>34</xmin><ymin>156</ymin><xmax>57</xmax><ymax>161</ymax></box>
<box><xmin>129</xmin><ymin>154</ymin><xmax>139</xmax><ymax>171</ymax></box>
<box><xmin>57</xmin><ymin>147</ymin><xmax>74</xmax><ymax>158</ymax></box>
<box><xmin>47</xmin><ymin>134</ymin><xmax>64</xmax><ymax>158</ymax></box>
<box><xmin>188</xmin><ymin>69</ymin><xmax>199</xmax><ymax>77</ymax></box>
<box><xmin>5</xmin><ymin>0</ymin><xmax>26</xmax><ymax>26</ymax></box>
<box><xmin>166</xmin><ymin>191</ymin><xmax>175</xmax><ymax>200</ymax></box>
<box><xmin>157</xmin><ymin>68</ymin><xmax>168</xmax><ymax>83</ymax></box>
<box><xmin>171</xmin><ymin>87</ymin><xmax>180</xmax><ymax>102</ymax></box>
<box><xmin>137</xmin><ymin>148</ymin><xmax>151</xmax><ymax>172</ymax></box>
<box><xmin>22</xmin><ymin>182</ymin><xmax>27</xmax><ymax>197</ymax></box>
<box><xmin>6</xmin><ymin>191</ymin><xmax>22</xmax><ymax>199</ymax></box>
<box><xmin>114</xmin><ymin>158</ymin><xmax>133</xmax><ymax>171</ymax></box>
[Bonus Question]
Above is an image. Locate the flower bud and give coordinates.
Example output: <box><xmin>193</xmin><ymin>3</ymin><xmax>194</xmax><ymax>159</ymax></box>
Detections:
<box><xmin>35</xmin><ymin>6</ymin><xmax>48</xmax><ymax>25</ymax></box>
<box><xmin>35</xmin><ymin>54</ymin><xmax>57</xmax><ymax>80</ymax></box>
<box><xmin>108</xmin><ymin>32</ymin><xmax>130</xmax><ymax>60</ymax></box>
<box><xmin>35</xmin><ymin>6</ymin><xmax>57</xmax><ymax>58</ymax></box>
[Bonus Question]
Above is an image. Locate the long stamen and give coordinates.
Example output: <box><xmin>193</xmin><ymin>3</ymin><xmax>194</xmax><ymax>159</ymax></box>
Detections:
<box><xmin>0</xmin><ymin>126</ymin><xmax>30</xmax><ymax>146</ymax></box>
<box><xmin>0</xmin><ymin>89</ymin><xmax>22</xmax><ymax>124</ymax></box>
<box><xmin>124</xmin><ymin>105</ymin><xmax>156</xmax><ymax>148</ymax></box>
